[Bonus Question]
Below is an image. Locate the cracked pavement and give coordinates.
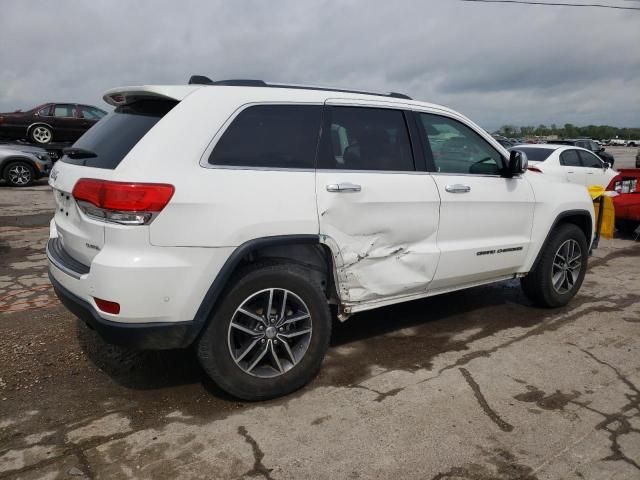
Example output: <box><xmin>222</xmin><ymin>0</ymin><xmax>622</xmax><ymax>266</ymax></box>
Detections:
<box><xmin>1</xmin><ymin>177</ymin><xmax>639</xmax><ymax>479</ymax></box>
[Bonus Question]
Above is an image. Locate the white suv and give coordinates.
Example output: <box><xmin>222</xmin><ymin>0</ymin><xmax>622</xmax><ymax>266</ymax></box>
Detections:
<box><xmin>47</xmin><ymin>78</ymin><xmax>595</xmax><ymax>400</ymax></box>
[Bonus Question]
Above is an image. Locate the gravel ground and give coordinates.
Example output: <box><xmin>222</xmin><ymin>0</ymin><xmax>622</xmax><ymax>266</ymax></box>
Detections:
<box><xmin>0</xmin><ymin>159</ymin><xmax>639</xmax><ymax>479</ymax></box>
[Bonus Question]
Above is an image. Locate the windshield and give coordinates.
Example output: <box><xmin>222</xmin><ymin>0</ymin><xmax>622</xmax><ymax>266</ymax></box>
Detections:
<box><xmin>62</xmin><ymin>99</ymin><xmax>176</xmax><ymax>169</ymax></box>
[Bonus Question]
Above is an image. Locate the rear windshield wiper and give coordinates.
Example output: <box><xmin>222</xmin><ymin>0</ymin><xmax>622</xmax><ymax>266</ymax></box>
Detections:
<box><xmin>63</xmin><ymin>147</ymin><xmax>97</xmax><ymax>159</ymax></box>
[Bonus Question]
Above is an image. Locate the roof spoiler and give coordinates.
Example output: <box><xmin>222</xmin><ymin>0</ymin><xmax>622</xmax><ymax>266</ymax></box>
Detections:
<box><xmin>188</xmin><ymin>75</ymin><xmax>214</xmax><ymax>85</ymax></box>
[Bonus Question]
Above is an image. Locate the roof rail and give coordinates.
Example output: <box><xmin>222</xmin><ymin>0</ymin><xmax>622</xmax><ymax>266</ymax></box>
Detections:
<box><xmin>212</xmin><ymin>79</ymin><xmax>267</xmax><ymax>87</ymax></box>
<box><xmin>188</xmin><ymin>76</ymin><xmax>412</xmax><ymax>100</ymax></box>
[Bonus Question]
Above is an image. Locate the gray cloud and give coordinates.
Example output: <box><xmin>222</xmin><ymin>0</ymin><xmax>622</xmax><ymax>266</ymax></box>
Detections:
<box><xmin>0</xmin><ymin>0</ymin><xmax>638</xmax><ymax>130</ymax></box>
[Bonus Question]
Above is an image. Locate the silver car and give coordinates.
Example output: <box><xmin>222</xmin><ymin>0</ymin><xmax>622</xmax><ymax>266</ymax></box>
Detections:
<box><xmin>0</xmin><ymin>143</ymin><xmax>53</xmax><ymax>186</ymax></box>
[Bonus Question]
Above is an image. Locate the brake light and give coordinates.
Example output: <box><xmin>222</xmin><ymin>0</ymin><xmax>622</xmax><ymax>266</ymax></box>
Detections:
<box><xmin>94</xmin><ymin>297</ymin><xmax>120</xmax><ymax>314</ymax></box>
<box><xmin>72</xmin><ymin>179</ymin><xmax>174</xmax><ymax>225</ymax></box>
<box><xmin>527</xmin><ymin>166</ymin><xmax>543</xmax><ymax>173</ymax></box>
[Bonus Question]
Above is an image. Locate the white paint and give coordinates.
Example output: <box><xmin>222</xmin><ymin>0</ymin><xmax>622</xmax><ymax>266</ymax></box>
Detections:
<box><xmin>48</xmin><ymin>83</ymin><xmax>595</xmax><ymax>330</ymax></box>
<box><xmin>519</xmin><ymin>144</ymin><xmax>618</xmax><ymax>188</ymax></box>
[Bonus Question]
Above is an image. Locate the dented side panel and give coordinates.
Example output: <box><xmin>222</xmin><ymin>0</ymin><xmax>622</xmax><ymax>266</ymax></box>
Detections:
<box><xmin>316</xmin><ymin>171</ymin><xmax>441</xmax><ymax>303</ymax></box>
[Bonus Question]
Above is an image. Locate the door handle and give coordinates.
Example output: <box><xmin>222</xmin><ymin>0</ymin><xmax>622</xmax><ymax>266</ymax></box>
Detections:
<box><xmin>445</xmin><ymin>184</ymin><xmax>471</xmax><ymax>193</ymax></box>
<box><xmin>326</xmin><ymin>183</ymin><xmax>361</xmax><ymax>193</ymax></box>
<box><xmin>586</xmin><ymin>172</ymin><xmax>594</xmax><ymax>174</ymax></box>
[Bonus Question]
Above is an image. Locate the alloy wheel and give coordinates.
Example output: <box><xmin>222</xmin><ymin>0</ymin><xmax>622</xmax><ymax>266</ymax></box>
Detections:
<box><xmin>227</xmin><ymin>288</ymin><xmax>313</xmax><ymax>378</ymax></box>
<box><xmin>32</xmin><ymin>126</ymin><xmax>52</xmax><ymax>144</ymax></box>
<box><xmin>551</xmin><ymin>239</ymin><xmax>582</xmax><ymax>294</ymax></box>
<box><xmin>7</xmin><ymin>164</ymin><xmax>32</xmax><ymax>186</ymax></box>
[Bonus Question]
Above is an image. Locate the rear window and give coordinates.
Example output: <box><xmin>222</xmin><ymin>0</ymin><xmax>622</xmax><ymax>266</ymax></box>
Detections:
<box><xmin>510</xmin><ymin>147</ymin><xmax>555</xmax><ymax>162</ymax></box>
<box><xmin>62</xmin><ymin>100</ymin><xmax>176</xmax><ymax>169</ymax></box>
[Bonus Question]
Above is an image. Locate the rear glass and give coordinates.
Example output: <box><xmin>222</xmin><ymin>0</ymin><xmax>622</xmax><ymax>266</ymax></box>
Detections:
<box><xmin>62</xmin><ymin>100</ymin><xmax>176</xmax><ymax>169</ymax></box>
<box><xmin>510</xmin><ymin>147</ymin><xmax>555</xmax><ymax>162</ymax></box>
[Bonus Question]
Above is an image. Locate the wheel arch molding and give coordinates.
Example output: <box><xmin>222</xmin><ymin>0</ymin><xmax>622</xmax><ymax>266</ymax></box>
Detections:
<box><xmin>27</xmin><ymin>121</ymin><xmax>54</xmax><ymax>133</ymax></box>
<box><xmin>190</xmin><ymin>234</ymin><xmax>337</xmax><ymax>342</ymax></box>
<box><xmin>530</xmin><ymin>209</ymin><xmax>593</xmax><ymax>272</ymax></box>
<box><xmin>1</xmin><ymin>156</ymin><xmax>39</xmax><ymax>177</ymax></box>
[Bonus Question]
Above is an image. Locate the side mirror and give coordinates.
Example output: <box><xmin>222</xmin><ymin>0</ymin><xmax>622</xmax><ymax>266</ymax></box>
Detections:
<box><xmin>506</xmin><ymin>150</ymin><xmax>528</xmax><ymax>177</ymax></box>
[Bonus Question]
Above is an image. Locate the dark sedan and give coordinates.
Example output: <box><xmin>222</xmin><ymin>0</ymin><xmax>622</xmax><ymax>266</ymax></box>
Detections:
<box><xmin>0</xmin><ymin>103</ymin><xmax>107</xmax><ymax>145</ymax></box>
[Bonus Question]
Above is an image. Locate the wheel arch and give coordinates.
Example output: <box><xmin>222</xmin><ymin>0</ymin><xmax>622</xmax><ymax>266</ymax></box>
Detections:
<box><xmin>529</xmin><ymin>209</ymin><xmax>593</xmax><ymax>272</ymax></box>
<box><xmin>1</xmin><ymin>156</ymin><xmax>38</xmax><ymax>178</ymax></box>
<box><xmin>27</xmin><ymin>122</ymin><xmax>54</xmax><ymax>141</ymax></box>
<box><xmin>190</xmin><ymin>235</ymin><xmax>339</xmax><ymax>342</ymax></box>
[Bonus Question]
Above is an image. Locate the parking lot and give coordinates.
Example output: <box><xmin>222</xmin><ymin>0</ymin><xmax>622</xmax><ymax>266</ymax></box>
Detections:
<box><xmin>0</xmin><ymin>147</ymin><xmax>639</xmax><ymax>479</ymax></box>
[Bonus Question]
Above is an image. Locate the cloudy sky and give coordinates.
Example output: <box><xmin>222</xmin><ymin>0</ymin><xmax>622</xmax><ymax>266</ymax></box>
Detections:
<box><xmin>1</xmin><ymin>0</ymin><xmax>638</xmax><ymax>130</ymax></box>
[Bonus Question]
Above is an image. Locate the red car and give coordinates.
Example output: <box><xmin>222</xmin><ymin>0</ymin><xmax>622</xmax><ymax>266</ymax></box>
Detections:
<box><xmin>607</xmin><ymin>169</ymin><xmax>640</xmax><ymax>233</ymax></box>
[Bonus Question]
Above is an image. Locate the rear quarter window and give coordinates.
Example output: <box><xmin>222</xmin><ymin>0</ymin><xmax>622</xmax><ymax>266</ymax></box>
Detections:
<box><xmin>62</xmin><ymin>100</ymin><xmax>176</xmax><ymax>169</ymax></box>
<box><xmin>208</xmin><ymin>105</ymin><xmax>322</xmax><ymax>169</ymax></box>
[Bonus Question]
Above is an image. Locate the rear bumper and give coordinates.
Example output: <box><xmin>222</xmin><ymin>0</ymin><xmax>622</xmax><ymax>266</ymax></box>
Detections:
<box><xmin>49</xmin><ymin>272</ymin><xmax>199</xmax><ymax>349</ymax></box>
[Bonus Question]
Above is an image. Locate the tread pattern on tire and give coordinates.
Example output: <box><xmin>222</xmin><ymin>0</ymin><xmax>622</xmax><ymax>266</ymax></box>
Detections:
<box><xmin>521</xmin><ymin>223</ymin><xmax>588</xmax><ymax>308</ymax></box>
<box><xmin>197</xmin><ymin>261</ymin><xmax>331</xmax><ymax>401</ymax></box>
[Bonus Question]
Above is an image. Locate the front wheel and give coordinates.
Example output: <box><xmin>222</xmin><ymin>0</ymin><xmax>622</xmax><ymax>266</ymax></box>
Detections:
<box><xmin>521</xmin><ymin>223</ymin><xmax>588</xmax><ymax>307</ymax></box>
<box><xmin>4</xmin><ymin>161</ymin><xmax>35</xmax><ymax>187</ymax></box>
<box><xmin>197</xmin><ymin>262</ymin><xmax>331</xmax><ymax>400</ymax></box>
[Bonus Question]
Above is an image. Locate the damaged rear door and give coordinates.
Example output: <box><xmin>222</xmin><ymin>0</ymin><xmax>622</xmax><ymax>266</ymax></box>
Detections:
<box><xmin>316</xmin><ymin>102</ymin><xmax>441</xmax><ymax>305</ymax></box>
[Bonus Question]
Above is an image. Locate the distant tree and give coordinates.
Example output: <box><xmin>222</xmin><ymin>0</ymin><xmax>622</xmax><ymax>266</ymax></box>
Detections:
<box><xmin>520</xmin><ymin>126</ymin><xmax>534</xmax><ymax>137</ymax></box>
<box><xmin>564</xmin><ymin>123</ymin><xmax>578</xmax><ymax>138</ymax></box>
<box><xmin>500</xmin><ymin>125</ymin><xmax>516</xmax><ymax>137</ymax></box>
<box><xmin>536</xmin><ymin>124</ymin><xmax>549</xmax><ymax>136</ymax></box>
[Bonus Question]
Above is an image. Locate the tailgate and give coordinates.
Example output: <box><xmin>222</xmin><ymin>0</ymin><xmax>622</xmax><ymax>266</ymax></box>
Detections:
<box><xmin>49</xmin><ymin>162</ymin><xmax>105</xmax><ymax>266</ymax></box>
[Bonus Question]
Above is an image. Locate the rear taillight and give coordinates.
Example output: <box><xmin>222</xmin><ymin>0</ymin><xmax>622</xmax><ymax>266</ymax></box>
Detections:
<box><xmin>72</xmin><ymin>179</ymin><xmax>174</xmax><ymax>225</ymax></box>
<box><xmin>527</xmin><ymin>166</ymin><xmax>543</xmax><ymax>173</ymax></box>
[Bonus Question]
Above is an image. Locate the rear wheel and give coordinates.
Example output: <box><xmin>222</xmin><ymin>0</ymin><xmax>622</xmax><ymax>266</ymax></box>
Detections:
<box><xmin>521</xmin><ymin>223</ymin><xmax>588</xmax><ymax>307</ymax></box>
<box><xmin>29</xmin><ymin>125</ymin><xmax>52</xmax><ymax>144</ymax></box>
<box><xmin>4</xmin><ymin>161</ymin><xmax>35</xmax><ymax>187</ymax></box>
<box><xmin>197</xmin><ymin>262</ymin><xmax>331</xmax><ymax>400</ymax></box>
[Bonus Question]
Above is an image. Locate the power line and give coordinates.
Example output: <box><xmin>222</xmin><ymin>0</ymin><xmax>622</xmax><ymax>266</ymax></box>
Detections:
<box><xmin>460</xmin><ymin>0</ymin><xmax>640</xmax><ymax>10</ymax></box>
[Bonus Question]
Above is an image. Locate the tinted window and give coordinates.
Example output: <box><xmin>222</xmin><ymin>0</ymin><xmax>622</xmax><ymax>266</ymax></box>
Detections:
<box><xmin>62</xmin><ymin>100</ymin><xmax>176</xmax><ymax>170</ymax></box>
<box><xmin>38</xmin><ymin>105</ymin><xmax>52</xmax><ymax>116</ymax></box>
<box><xmin>579</xmin><ymin>150</ymin><xmax>603</xmax><ymax>168</ymax></box>
<box><xmin>318</xmin><ymin>106</ymin><xmax>414</xmax><ymax>171</ymax></box>
<box><xmin>560</xmin><ymin>150</ymin><xmax>581</xmax><ymax>167</ymax></box>
<box><xmin>54</xmin><ymin>104</ymin><xmax>75</xmax><ymax>118</ymax></box>
<box><xmin>510</xmin><ymin>147</ymin><xmax>555</xmax><ymax>162</ymax></box>
<box><xmin>79</xmin><ymin>106</ymin><xmax>105</xmax><ymax>120</ymax></box>
<box><xmin>209</xmin><ymin>105</ymin><xmax>321</xmax><ymax>169</ymax></box>
<box><xmin>420</xmin><ymin>113</ymin><xmax>502</xmax><ymax>174</ymax></box>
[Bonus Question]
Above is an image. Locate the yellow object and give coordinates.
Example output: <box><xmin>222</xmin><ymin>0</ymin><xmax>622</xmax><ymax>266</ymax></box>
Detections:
<box><xmin>588</xmin><ymin>185</ymin><xmax>615</xmax><ymax>239</ymax></box>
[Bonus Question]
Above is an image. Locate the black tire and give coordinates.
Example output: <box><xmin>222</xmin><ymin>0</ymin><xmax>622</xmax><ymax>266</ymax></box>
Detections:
<box><xmin>197</xmin><ymin>262</ymin><xmax>332</xmax><ymax>400</ymax></box>
<box><xmin>29</xmin><ymin>125</ymin><xmax>53</xmax><ymax>144</ymax></box>
<box><xmin>3</xmin><ymin>161</ymin><xmax>35</xmax><ymax>187</ymax></box>
<box><xmin>616</xmin><ymin>220</ymin><xmax>639</xmax><ymax>235</ymax></box>
<box><xmin>521</xmin><ymin>223</ymin><xmax>588</xmax><ymax>308</ymax></box>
